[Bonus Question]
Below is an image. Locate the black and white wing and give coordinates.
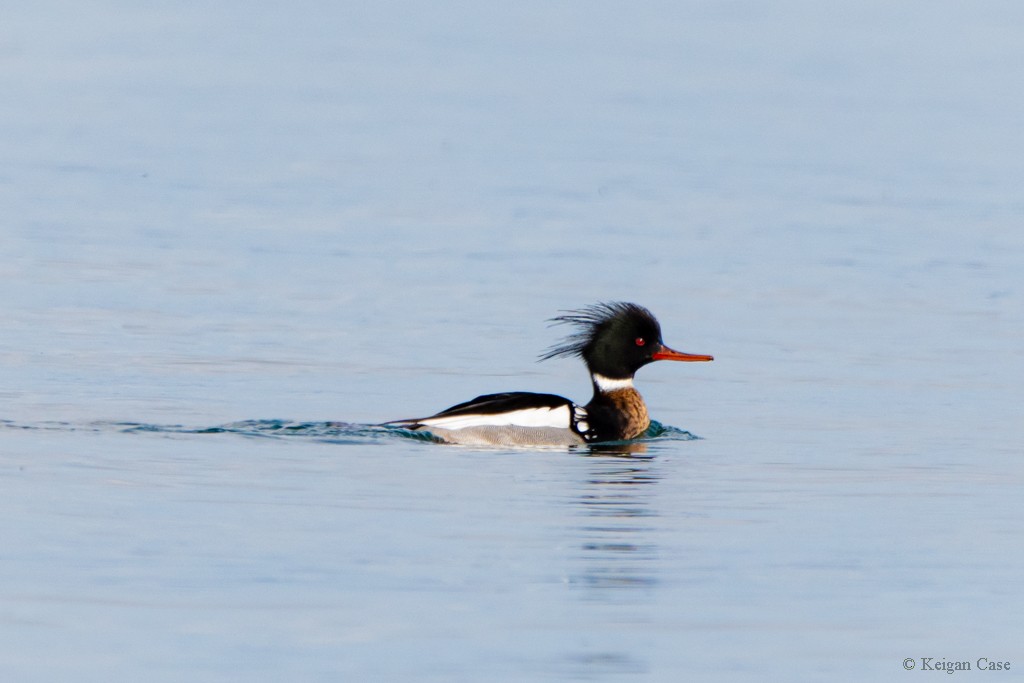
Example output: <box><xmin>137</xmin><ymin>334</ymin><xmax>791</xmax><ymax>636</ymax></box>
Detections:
<box><xmin>385</xmin><ymin>392</ymin><xmax>590</xmax><ymax>442</ymax></box>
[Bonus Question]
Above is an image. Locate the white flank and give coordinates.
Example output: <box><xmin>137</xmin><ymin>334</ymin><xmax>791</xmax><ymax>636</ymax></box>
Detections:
<box><xmin>592</xmin><ymin>373</ymin><xmax>634</xmax><ymax>392</ymax></box>
<box><xmin>419</xmin><ymin>404</ymin><xmax>572</xmax><ymax>431</ymax></box>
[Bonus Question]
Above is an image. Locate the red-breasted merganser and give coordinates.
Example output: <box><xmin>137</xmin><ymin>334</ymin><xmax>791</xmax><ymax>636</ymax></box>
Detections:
<box><xmin>385</xmin><ymin>302</ymin><xmax>713</xmax><ymax>447</ymax></box>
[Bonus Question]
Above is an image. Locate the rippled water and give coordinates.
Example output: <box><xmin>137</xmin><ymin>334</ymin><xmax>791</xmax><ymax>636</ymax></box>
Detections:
<box><xmin>3</xmin><ymin>1</ymin><xmax>1023</xmax><ymax>681</ymax></box>
<box><xmin>0</xmin><ymin>419</ymin><xmax>697</xmax><ymax>446</ymax></box>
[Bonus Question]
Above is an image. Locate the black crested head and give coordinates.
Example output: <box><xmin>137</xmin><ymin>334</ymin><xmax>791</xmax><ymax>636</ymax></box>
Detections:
<box><xmin>538</xmin><ymin>301</ymin><xmax>664</xmax><ymax>379</ymax></box>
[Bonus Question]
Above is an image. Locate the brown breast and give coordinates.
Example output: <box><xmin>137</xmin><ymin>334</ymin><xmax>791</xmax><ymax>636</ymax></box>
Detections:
<box><xmin>605</xmin><ymin>388</ymin><xmax>650</xmax><ymax>440</ymax></box>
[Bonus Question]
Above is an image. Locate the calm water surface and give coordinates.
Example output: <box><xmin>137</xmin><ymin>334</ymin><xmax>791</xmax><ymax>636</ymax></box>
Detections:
<box><xmin>2</xmin><ymin>2</ymin><xmax>1023</xmax><ymax>681</ymax></box>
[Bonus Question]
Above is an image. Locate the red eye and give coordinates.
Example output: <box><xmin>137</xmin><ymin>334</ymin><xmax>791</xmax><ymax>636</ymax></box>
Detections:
<box><xmin>635</xmin><ymin>337</ymin><xmax>645</xmax><ymax>346</ymax></box>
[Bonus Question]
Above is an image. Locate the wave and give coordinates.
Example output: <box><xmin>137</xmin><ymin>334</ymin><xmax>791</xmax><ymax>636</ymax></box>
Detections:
<box><xmin>1</xmin><ymin>418</ymin><xmax>699</xmax><ymax>449</ymax></box>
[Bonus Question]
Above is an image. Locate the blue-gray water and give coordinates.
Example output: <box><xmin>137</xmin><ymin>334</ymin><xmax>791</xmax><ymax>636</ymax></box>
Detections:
<box><xmin>3</xmin><ymin>2</ymin><xmax>1023</xmax><ymax>681</ymax></box>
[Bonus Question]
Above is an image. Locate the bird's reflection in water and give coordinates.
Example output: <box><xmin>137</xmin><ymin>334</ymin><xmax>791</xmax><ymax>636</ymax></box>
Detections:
<box><xmin>570</xmin><ymin>444</ymin><xmax>662</xmax><ymax>595</ymax></box>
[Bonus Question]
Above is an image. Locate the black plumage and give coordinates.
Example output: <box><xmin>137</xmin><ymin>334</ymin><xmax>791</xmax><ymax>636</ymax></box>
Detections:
<box><xmin>540</xmin><ymin>301</ymin><xmax>665</xmax><ymax>379</ymax></box>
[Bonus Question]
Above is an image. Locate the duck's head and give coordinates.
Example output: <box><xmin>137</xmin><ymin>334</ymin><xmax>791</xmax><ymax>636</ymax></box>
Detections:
<box><xmin>539</xmin><ymin>301</ymin><xmax>713</xmax><ymax>380</ymax></box>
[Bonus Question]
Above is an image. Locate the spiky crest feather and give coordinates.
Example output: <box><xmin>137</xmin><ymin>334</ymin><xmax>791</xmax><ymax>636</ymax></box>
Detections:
<box><xmin>538</xmin><ymin>301</ymin><xmax>658</xmax><ymax>362</ymax></box>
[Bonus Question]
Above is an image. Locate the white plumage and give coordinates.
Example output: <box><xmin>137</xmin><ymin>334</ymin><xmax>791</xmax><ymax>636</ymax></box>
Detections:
<box><xmin>591</xmin><ymin>373</ymin><xmax>634</xmax><ymax>392</ymax></box>
<box><xmin>416</xmin><ymin>404</ymin><xmax>573</xmax><ymax>431</ymax></box>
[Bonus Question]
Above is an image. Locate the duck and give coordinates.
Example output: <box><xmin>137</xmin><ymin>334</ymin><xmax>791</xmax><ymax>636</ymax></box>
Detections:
<box><xmin>384</xmin><ymin>302</ymin><xmax>713</xmax><ymax>446</ymax></box>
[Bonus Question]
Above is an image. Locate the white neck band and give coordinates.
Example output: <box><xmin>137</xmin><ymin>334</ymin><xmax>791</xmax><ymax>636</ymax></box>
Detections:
<box><xmin>592</xmin><ymin>373</ymin><xmax>634</xmax><ymax>392</ymax></box>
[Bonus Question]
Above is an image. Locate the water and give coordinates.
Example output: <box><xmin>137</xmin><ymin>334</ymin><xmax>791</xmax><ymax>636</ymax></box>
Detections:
<box><xmin>3</xmin><ymin>1</ymin><xmax>1023</xmax><ymax>680</ymax></box>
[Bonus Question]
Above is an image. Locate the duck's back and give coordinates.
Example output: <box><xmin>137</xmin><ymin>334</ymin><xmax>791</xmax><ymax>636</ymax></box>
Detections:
<box><xmin>386</xmin><ymin>391</ymin><xmax>588</xmax><ymax>447</ymax></box>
